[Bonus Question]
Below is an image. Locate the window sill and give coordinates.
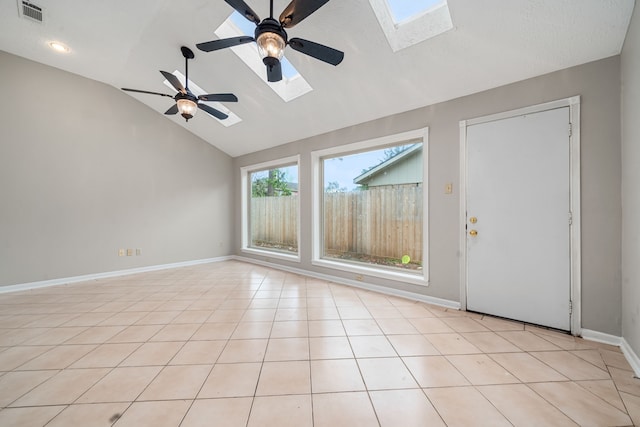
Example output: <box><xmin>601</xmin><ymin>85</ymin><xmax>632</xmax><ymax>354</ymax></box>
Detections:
<box><xmin>312</xmin><ymin>258</ymin><xmax>429</xmax><ymax>287</ymax></box>
<box><xmin>241</xmin><ymin>248</ymin><xmax>301</xmax><ymax>263</ymax></box>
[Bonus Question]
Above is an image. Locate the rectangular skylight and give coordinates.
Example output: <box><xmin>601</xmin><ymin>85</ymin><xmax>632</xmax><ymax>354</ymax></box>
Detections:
<box><xmin>163</xmin><ymin>71</ymin><xmax>242</xmax><ymax>127</ymax></box>
<box><xmin>216</xmin><ymin>11</ymin><xmax>312</xmax><ymax>102</ymax></box>
<box><xmin>370</xmin><ymin>0</ymin><xmax>452</xmax><ymax>52</ymax></box>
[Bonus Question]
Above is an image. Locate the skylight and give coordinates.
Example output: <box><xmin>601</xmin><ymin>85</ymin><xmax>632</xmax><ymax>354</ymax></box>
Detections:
<box><xmin>215</xmin><ymin>11</ymin><xmax>312</xmax><ymax>102</ymax></box>
<box><xmin>387</xmin><ymin>0</ymin><xmax>445</xmax><ymax>24</ymax></box>
<box><xmin>369</xmin><ymin>0</ymin><xmax>452</xmax><ymax>52</ymax></box>
<box><xmin>163</xmin><ymin>71</ymin><xmax>242</xmax><ymax>127</ymax></box>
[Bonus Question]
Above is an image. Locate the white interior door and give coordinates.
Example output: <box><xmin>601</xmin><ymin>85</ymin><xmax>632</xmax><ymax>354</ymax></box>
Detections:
<box><xmin>466</xmin><ymin>107</ymin><xmax>571</xmax><ymax>330</ymax></box>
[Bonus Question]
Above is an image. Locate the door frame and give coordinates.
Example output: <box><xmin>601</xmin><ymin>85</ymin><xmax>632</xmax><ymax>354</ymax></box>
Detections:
<box><xmin>458</xmin><ymin>96</ymin><xmax>582</xmax><ymax>335</ymax></box>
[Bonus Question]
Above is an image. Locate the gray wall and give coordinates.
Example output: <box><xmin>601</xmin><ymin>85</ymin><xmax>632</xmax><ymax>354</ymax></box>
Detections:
<box><xmin>0</xmin><ymin>51</ymin><xmax>235</xmax><ymax>287</ymax></box>
<box><xmin>622</xmin><ymin>5</ymin><xmax>640</xmax><ymax>357</ymax></box>
<box><xmin>235</xmin><ymin>56</ymin><xmax>623</xmax><ymax>336</ymax></box>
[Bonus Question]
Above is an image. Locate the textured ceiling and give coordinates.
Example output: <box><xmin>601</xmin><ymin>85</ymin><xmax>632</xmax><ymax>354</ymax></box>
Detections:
<box><xmin>0</xmin><ymin>0</ymin><xmax>635</xmax><ymax>157</ymax></box>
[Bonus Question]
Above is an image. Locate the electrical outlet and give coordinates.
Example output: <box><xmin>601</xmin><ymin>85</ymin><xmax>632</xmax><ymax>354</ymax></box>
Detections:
<box><xmin>136</xmin><ymin>248</ymin><xmax>141</xmax><ymax>256</ymax></box>
<box><xmin>127</xmin><ymin>249</ymin><xmax>133</xmax><ymax>256</ymax></box>
<box><xmin>118</xmin><ymin>248</ymin><xmax>125</xmax><ymax>257</ymax></box>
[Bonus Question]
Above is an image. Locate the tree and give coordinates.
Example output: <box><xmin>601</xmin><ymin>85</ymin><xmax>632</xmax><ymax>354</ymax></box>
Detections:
<box><xmin>251</xmin><ymin>168</ymin><xmax>292</xmax><ymax>197</ymax></box>
<box><xmin>325</xmin><ymin>181</ymin><xmax>347</xmax><ymax>193</ymax></box>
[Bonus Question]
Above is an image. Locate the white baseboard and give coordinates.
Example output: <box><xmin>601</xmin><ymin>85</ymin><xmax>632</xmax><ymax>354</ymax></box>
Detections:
<box><xmin>581</xmin><ymin>329</ymin><xmax>622</xmax><ymax>346</ymax></box>
<box><xmin>621</xmin><ymin>338</ymin><xmax>640</xmax><ymax>377</ymax></box>
<box><xmin>0</xmin><ymin>256</ymin><xmax>232</xmax><ymax>294</ymax></box>
<box><xmin>233</xmin><ymin>255</ymin><xmax>460</xmax><ymax>310</ymax></box>
<box><xmin>581</xmin><ymin>329</ymin><xmax>640</xmax><ymax>377</ymax></box>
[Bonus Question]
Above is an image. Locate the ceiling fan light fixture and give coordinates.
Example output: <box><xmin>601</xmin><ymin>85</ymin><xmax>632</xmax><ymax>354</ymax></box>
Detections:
<box><xmin>257</xmin><ymin>31</ymin><xmax>285</xmax><ymax>60</ymax></box>
<box><xmin>255</xmin><ymin>18</ymin><xmax>287</xmax><ymax>61</ymax></box>
<box><xmin>176</xmin><ymin>98</ymin><xmax>197</xmax><ymax>121</ymax></box>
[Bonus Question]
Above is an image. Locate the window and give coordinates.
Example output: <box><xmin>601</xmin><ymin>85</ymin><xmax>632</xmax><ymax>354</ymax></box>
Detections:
<box><xmin>312</xmin><ymin>129</ymin><xmax>428</xmax><ymax>285</ymax></box>
<box><xmin>241</xmin><ymin>156</ymin><xmax>300</xmax><ymax>261</ymax></box>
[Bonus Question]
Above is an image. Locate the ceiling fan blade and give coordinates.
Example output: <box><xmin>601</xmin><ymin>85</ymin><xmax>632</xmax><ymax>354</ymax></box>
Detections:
<box><xmin>196</xmin><ymin>36</ymin><xmax>255</xmax><ymax>52</ymax></box>
<box><xmin>164</xmin><ymin>104</ymin><xmax>179</xmax><ymax>115</ymax></box>
<box><xmin>198</xmin><ymin>103</ymin><xmax>229</xmax><ymax>120</ymax></box>
<box><xmin>160</xmin><ymin>71</ymin><xmax>186</xmax><ymax>94</ymax></box>
<box><xmin>224</xmin><ymin>0</ymin><xmax>261</xmax><ymax>24</ymax></box>
<box><xmin>280</xmin><ymin>0</ymin><xmax>330</xmax><ymax>28</ymax></box>
<box><xmin>198</xmin><ymin>93</ymin><xmax>239</xmax><ymax>102</ymax></box>
<box><xmin>266</xmin><ymin>59</ymin><xmax>282</xmax><ymax>82</ymax></box>
<box><xmin>121</xmin><ymin>88</ymin><xmax>174</xmax><ymax>98</ymax></box>
<box><xmin>288</xmin><ymin>38</ymin><xmax>344</xmax><ymax>65</ymax></box>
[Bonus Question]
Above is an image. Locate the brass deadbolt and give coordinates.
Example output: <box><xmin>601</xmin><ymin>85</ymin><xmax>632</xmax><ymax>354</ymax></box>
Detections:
<box><xmin>469</xmin><ymin>217</ymin><xmax>477</xmax><ymax>224</ymax></box>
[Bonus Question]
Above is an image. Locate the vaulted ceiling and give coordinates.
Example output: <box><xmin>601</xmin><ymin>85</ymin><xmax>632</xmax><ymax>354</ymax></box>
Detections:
<box><xmin>0</xmin><ymin>0</ymin><xmax>634</xmax><ymax>157</ymax></box>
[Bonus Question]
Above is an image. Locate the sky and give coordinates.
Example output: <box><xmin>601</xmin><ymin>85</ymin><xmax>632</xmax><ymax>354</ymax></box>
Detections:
<box><xmin>387</xmin><ymin>0</ymin><xmax>444</xmax><ymax>23</ymax></box>
<box><xmin>323</xmin><ymin>149</ymin><xmax>390</xmax><ymax>191</ymax></box>
<box><xmin>250</xmin><ymin>149</ymin><xmax>387</xmax><ymax>191</ymax></box>
<box><xmin>251</xmin><ymin>143</ymin><xmax>423</xmax><ymax>191</ymax></box>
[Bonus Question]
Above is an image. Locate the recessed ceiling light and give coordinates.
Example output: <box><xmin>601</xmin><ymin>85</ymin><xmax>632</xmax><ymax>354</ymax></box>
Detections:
<box><xmin>48</xmin><ymin>41</ymin><xmax>70</xmax><ymax>53</ymax></box>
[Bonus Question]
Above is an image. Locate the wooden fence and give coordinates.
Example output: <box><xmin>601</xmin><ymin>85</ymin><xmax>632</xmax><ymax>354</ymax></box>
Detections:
<box><xmin>250</xmin><ymin>186</ymin><xmax>423</xmax><ymax>262</ymax></box>
<box><xmin>250</xmin><ymin>194</ymin><xmax>299</xmax><ymax>250</ymax></box>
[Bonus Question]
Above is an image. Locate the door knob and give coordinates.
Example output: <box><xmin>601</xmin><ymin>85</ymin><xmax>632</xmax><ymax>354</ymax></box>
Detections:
<box><xmin>469</xmin><ymin>230</ymin><xmax>478</xmax><ymax>236</ymax></box>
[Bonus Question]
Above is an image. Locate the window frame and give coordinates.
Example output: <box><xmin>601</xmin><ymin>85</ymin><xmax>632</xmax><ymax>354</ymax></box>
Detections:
<box><xmin>241</xmin><ymin>155</ymin><xmax>301</xmax><ymax>262</ymax></box>
<box><xmin>311</xmin><ymin>128</ymin><xmax>429</xmax><ymax>286</ymax></box>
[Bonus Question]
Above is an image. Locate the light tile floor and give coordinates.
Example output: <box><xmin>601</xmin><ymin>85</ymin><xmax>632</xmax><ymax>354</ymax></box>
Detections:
<box><xmin>0</xmin><ymin>261</ymin><xmax>639</xmax><ymax>426</ymax></box>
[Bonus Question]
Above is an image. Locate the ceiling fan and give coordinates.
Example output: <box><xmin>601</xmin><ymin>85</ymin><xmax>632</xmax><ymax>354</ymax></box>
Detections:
<box><xmin>121</xmin><ymin>46</ymin><xmax>238</xmax><ymax>122</ymax></box>
<box><xmin>197</xmin><ymin>0</ymin><xmax>344</xmax><ymax>82</ymax></box>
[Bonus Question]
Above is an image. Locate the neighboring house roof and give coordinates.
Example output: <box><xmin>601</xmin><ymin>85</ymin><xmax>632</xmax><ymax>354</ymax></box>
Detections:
<box><xmin>354</xmin><ymin>144</ymin><xmax>422</xmax><ymax>185</ymax></box>
<box><xmin>285</xmin><ymin>182</ymin><xmax>299</xmax><ymax>192</ymax></box>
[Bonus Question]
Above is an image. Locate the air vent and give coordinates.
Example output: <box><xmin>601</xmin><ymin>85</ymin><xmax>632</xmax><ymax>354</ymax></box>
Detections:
<box><xmin>19</xmin><ymin>1</ymin><xmax>43</xmax><ymax>23</ymax></box>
